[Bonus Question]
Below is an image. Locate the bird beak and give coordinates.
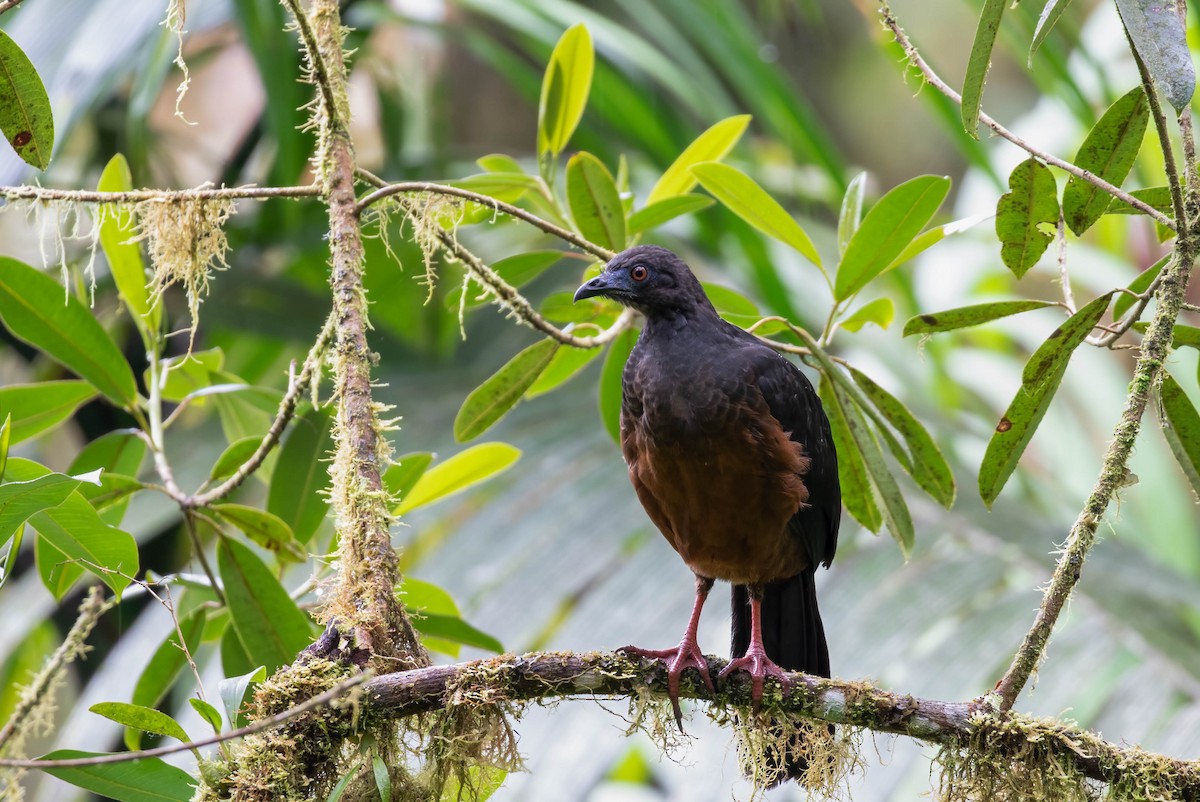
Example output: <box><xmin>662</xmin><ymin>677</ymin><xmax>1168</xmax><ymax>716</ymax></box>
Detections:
<box><xmin>574</xmin><ymin>271</ymin><xmax>626</xmax><ymax>303</ymax></box>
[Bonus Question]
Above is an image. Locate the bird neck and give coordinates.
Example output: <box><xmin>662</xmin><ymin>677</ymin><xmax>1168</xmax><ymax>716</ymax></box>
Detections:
<box><xmin>642</xmin><ymin>302</ymin><xmax>720</xmax><ymax>336</ymax></box>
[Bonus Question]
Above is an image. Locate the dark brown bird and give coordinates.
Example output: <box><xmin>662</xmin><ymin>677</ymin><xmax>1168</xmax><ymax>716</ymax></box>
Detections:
<box><xmin>574</xmin><ymin>245</ymin><xmax>839</xmax><ymax>784</ymax></box>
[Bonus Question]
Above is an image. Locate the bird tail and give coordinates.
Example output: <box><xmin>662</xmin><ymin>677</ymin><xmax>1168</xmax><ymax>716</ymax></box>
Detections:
<box><xmin>731</xmin><ymin>572</ymin><xmax>830</xmax><ymax>787</ymax></box>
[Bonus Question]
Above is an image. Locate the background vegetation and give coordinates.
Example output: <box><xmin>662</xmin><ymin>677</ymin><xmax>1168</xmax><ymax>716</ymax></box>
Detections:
<box><xmin>1</xmin><ymin>0</ymin><xmax>1199</xmax><ymax>800</ymax></box>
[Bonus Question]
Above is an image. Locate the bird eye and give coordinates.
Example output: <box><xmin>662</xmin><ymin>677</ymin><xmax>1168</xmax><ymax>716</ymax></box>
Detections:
<box><xmin>630</xmin><ymin>264</ymin><xmax>649</xmax><ymax>282</ymax></box>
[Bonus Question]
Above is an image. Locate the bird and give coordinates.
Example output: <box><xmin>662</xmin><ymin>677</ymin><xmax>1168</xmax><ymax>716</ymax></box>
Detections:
<box><xmin>574</xmin><ymin>244</ymin><xmax>840</xmax><ymax>784</ymax></box>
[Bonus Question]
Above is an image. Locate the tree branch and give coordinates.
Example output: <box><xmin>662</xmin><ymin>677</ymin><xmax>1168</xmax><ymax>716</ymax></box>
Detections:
<box><xmin>0</xmin><ymin>184</ymin><xmax>321</xmax><ymax>204</ymax></box>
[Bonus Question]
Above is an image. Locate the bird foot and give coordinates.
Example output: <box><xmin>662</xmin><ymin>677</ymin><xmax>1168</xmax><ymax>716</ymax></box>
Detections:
<box><xmin>718</xmin><ymin>647</ymin><xmax>793</xmax><ymax>714</ymax></box>
<box><xmin>619</xmin><ymin>642</ymin><xmax>714</xmax><ymax>730</ymax></box>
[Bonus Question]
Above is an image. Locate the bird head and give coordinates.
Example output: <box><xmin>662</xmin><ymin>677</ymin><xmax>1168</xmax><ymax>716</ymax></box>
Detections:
<box><xmin>573</xmin><ymin>245</ymin><xmax>715</xmax><ymax>319</ymax></box>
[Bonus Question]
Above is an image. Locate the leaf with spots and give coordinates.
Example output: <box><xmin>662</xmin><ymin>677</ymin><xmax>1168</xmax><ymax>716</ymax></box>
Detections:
<box><xmin>1116</xmin><ymin>0</ymin><xmax>1194</xmax><ymax>113</ymax></box>
<box><xmin>996</xmin><ymin>159</ymin><xmax>1059</xmax><ymax>278</ymax></box>
<box><xmin>961</xmin><ymin>0</ymin><xmax>1008</xmax><ymax>138</ymax></box>
<box><xmin>0</xmin><ymin>29</ymin><xmax>54</xmax><ymax>170</ymax></box>
<box><xmin>1062</xmin><ymin>87</ymin><xmax>1149</xmax><ymax>235</ymax></box>
<box><xmin>1158</xmin><ymin>373</ymin><xmax>1200</xmax><ymax>500</ymax></box>
<box><xmin>903</xmin><ymin>300</ymin><xmax>1059</xmax><ymax>336</ymax></box>
<box><xmin>979</xmin><ymin>293</ymin><xmax>1113</xmax><ymax>506</ymax></box>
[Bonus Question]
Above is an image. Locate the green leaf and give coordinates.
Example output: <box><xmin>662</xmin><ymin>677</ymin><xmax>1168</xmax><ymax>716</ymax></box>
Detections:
<box><xmin>979</xmin><ymin>293</ymin><xmax>1113</xmax><ymax>506</ymax></box>
<box><xmin>818</xmin><ymin>378</ymin><xmax>881</xmax><ymax>534</ymax></box>
<box><xmin>600</xmin><ymin>328</ymin><xmax>638</xmax><ymax>444</ymax></box>
<box><xmin>399</xmin><ymin>577</ymin><xmax>460</xmax><ymax>617</ymax></box>
<box><xmin>886</xmin><ymin>214</ymin><xmax>989</xmax><ymax>272</ymax></box>
<box><xmin>566</xmin><ymin>152</ymin><xmax>626</xmax><ymax>251</ymax></box>
<box><xmin>1062</xmin><ymin>87</ymin><xmax>1150</xmax><ymax>235</ymax></box>
<box><xmin>691</xmin><ymin>162</ymin><xmax>822</xmax><ymax>267</ymax></box>
<box><xmin>35</xmin><ymin>529</ymin><xmax>82</xmax><ymax>600</ymax></box>
<box><xmin>836</xmin><ymin>175</ymin><xmax>951</xmax><ymax>301</ymax></box>
<box><xmin>449</xmin><ymin>251</ymin><xmax>565</xmax><ymax>310</ymax></box>
<box><xmin>0</xmin><ymin>413</ymin><xmax>9</xmax><ymax>483</ymax></box>
<box><xmin>996</xmin><ymin>158</ymin><xmax>1059</xmax><ymax>278</ymax></box>
<box><xmin>209</xmin><ymin>436</ymin><xmax>262</xmax><ymax>482</ymax></box>
<box><xmin>90</xmin><ymin>702</ymin><xmax>190</xmax><ymax>745</ymax></box>
<box><xmin>0</xmin><ymin>257</ymin><xmax>139</xmax><ymax>407</ymax></box>
<box><xmin>439</xmin><ymin>766</ymin><xmax>506</xmax><ymax>802</ymax></box>
<box><xmin>0</xmin><ymin>29</ymin><xmax>54</xmax><ymax>169</ymax></box>
<box><xmin>267</xmin><ymin>405</ymin><xmax>333</xmax><ymax>544</ymax></box>
<box><xmin>1105</xmin><ymin>186</ymin><xmax>1173</xmax><ymax>216</ymax></box>
<box><xmin>1116</xmin><ymin>0</ymin><xmax>1195</xmax><ymax>112</ymax></box>
<box><xmin>98</xmin><ymin>154</ymin><xmax>159</xmax><ymax>335</ymax></box>
<box><xmin>537</xmin><ymin>24</ymin><xmax>594</xmax><ymax>158</ymax></box>
<box><xmin>451</xmin><ymin>172</ymin><xmax>541</xmax><ymax>204</ymax></box>
<box><xmin>372</xmin><ymin>756</ymin><xmax>391</xmax><ymax>802</ymax></box>
<box><xmin>837</xmin><ymin>172</ymin><xmax>867</xmax><ymax>257</ymax></box>
<box><xmin>961</xmin><ymin>0</ymin><xmax>1008</xmax><ymax>138</ymax></box>
<box><xmin>383</xmin><ymin>452</ymin><xmax>434</xmax><ymax>505</ymax></box>
<box><xmin>84</xmin><ymin>474</ymin><xmax>144</xmax><ymax>524</ymax></box>
<box><xmin>217</xmin><ymin>538</ymin><xmax>314</xmax><ymax>673</ymax></box>
<box><xmin>0</xmin><ymin>381</ymin><xmax>97</xmax><ymax>444</ymax></box>
<box><xmin>132</xmin><ymin>608</ymin><xmax>207</xmax><ymax>712</ymax></box>
<box><xmin>394</xmin><ymin>443</ymin><xmax>521</xmax><ymax>515</ymax></box>
<box><xmin>839</xmin><ymin>298</ymin><xmax>894</xmax><ymax>333</ymax></box>
<box><xmin>1030</xmin><ymin>0</ymin><xmax>1076</xmax><ymax>61</ymax></box>
<box><xmin>1113</xmin><ymin>256</ymin><xmax>1167</xmax><ymax>320</ymax></box>
<box><xmin>627</xmin><ymin>195</ymin><xmax>714</xmax><ymax>235</ymax></box>
<box><xmin>847</xmin><ymin>366</ymin><xmax>956</xmax><ymax>508</ymax></box>
<box><xmin>70</xmin><ymin>430</ymin><xmax>146</xmax><ymax>480</ymax></box>
<box><xmin>903</xmin><ymin>300</ymin><xmax>1058</xmax><ymax>336</ymax></box>
<box><xmin>213</xmin><ymin>504</ymin><xmax>305</xmax><ymax>563</ymax></box>
<box><xmin>0</xmin><ymin>471</ymin><xmax>82</xmax><ymax>549</ymax></box>
<box><xmin>27</xmin><ymin>481</ymin><xmax>138</xmax><ymax>598</ymax></box>
<box><xmin>413</xmin><ymin>612</ymin><xmax>504</xmax><ymax>655</ymax></box>
<box><xmin>477</xmin><ymin>153</ymin><xmax>524</xmax><ymax>173</ymax></box>
<box><xmin>149</xmin><ymin>348</ymin><xmax>223</xmax><ymax>403</ymax></box>
<box><xmin>526</xmin><ymin>345</ymin><xmax>602</xmax><ymax>399</ymax></box>
<box><xmin>454</xmin><ymin>339</ymin><xmax>560</xmax><ymax>442</ymax></box>
<box><xmin>647</xmin><ymin>114</ymin><xmax>752</xmax><ymax>204</ymax></box>
<box><xmin>190</xmin><ymin>698</ymin><xmax>223</xmax><ymax>735</ymax></box>
<box><xmin>40</xmin><ymin>751</ymin><xmax>197</xmax><ymax>802</ymax></box>
<box><xmin>218</xmin><ymin>665</ymin><xmax>266</xmax><ymax>731</ymax></box>
<box><xmin>1159</xmin><ymin>373</ymin><xmax>1200</xmax><ymax>498</ymax></box>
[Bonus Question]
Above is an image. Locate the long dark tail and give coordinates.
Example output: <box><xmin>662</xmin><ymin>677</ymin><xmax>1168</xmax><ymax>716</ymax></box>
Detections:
<box><xmin>731</xmin><ymin>572</ymin><xmax>830</xmax><ymax>786</ymax></box>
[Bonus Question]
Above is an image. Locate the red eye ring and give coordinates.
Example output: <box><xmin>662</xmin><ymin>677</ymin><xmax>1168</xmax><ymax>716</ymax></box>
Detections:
<box><xmin>630</xmin><ymin>264</ymin><xmax>649</xmax><ymax>281</ymax></box>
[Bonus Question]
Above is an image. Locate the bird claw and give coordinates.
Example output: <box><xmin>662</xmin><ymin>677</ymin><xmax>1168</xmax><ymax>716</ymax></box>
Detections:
<box><xmin>718</xmin><ymin>650</ymin><xmax>793</xmax><ymax>715</ymax></box>
<box><xmin>619</xmin><ymin>643</ymin><xmax>714</xmax><ymax>730</ymax></box>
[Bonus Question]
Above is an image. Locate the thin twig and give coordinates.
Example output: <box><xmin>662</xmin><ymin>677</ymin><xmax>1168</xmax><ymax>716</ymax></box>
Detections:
<box><xmin>0</xmin><ymin>184</ymin><xmax>321</xmax><ymax>204</ymax></box>
<box><xmin>0</xmin><ymin>673</ymin><xmax>370</xmax><ymax>769</ymax></box>
<box><xmin>356</xmin><ymin>181</ymin><xmax>615</xmax><ymax>261</ymax></box>
<box><xmin>437</xmin><ymin>230</ymin><xmax>633</xmax><ymax>348</ymax></box>
<box><xmin>0</xmin><ymin>0</ymin><xmax>26</xmax><ymax>15</ymax></box>
<box><xmin>1056</xmin><ymin>215</ymin><xmax>1075</xmax><ymax>314</ymax></box>
<box><xmin>280</xmin><ymin>0</ymin><xmax>341</xmax><ymax>132</ymax></box>
<box><xmin>181</xmin><ymin>511</ymin><xmax>224</xmax><ymax>606</ymax></box>
<box><xmin>877</xmin><ymin>2</ymin><xmax>1176</xmax><ymax>230</ymax></box>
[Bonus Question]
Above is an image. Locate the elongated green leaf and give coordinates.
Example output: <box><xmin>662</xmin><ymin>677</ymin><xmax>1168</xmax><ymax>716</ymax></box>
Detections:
<box><xmin>213</xmin><ymin>504</ymin><xmax>304</xmax><ymax>562</ymax></box>
<box><xmin>1114</xmin><ymin>256</ymin><xmax>1167</xmax><ymax>320</ymax></box>
<box><xmin>691</xmin><ymin>161</ymin><xmax>821</xmax><ymax>267</ymax></box>
<box><xmin>1031</xmin><ymin>0</ymin><xmax>1076</xmax><ymax>61</ymax></box>
<box><xmin>454</xmin><ymin>339</ymin><xmax>560</xmax><ymax>442</ymax></box>
<box><xmin>1159</xmin><ymin>374</ymin><xmax>1200</xmax><ymax>498</ymax></box>
<box><xmin>0</xmin><ymin>30</ymin><xmax>54</xmax><ymax>169</ymax></box>
<box><xmin>0</xmin><ymin>381</ymin><xmax>97</xmax><ymax>445</ymax></box>
<box><xmin>190</xmin><ymin>698</ymin><xmax>223</xmax><ymax>735</ymax></box>
<box><xmin>600</xmin><ymin>328</ymin><xmax>638</xmax><ymax>444</ymax></box>
<box><xmin>451</xmin><ymin>172</ymin><xmax>541</xmax><ymax>203</ymax></box>
<box><xmin>1116</xmin><ymin>0</ymin><xmax>1194</xmax><ymax>112</ymax></box>
<box><xmin>91</xmin><ymin>702</ymin><xmax>190</xmax><ymax>744</ymax></box>
<box><xmin>836</xmin><ymin>175</ymin><xmax>950</xmax><ymax>300</ymax></box>
<box><xmin>217</xmin><ymin>538</ymin><xmax>314</xmax><ymax>673</ymax></box>
<box><xmin>70</xmin><ymin>430</ymin><xmax>146</xmax><ymax>480</ymax></box>
<box><xmin>218</xmin><ymin>665</ymin><xmax>266</xmax><ymax>731</ymax></box>
<box><xmin>1105</xmin><ymin>186</ymin><xmax>1173</xmax><ymax>216</ymax></box>
<box><xmin>209</xmin><ymin>436</ymin><xmax>261</xmax><ymax>482</ymax></box>
<box><xmin>838</xmin><ymin>172</ymin><xmax>867</xmax><ymax>257</ymax></box>
<box><xmin>818</xmin><ymin>379</ymin><xmax>882</xmax><ymax>535</ymax></box>
<box><xmin>0</xmin><ymin>258</ymin><xmax>139</xmax><ymax>407</ymax></box>
<box><xmin>40</xmin><ymin>751</ymin><xmax>196</xmax><ymax>802</ymax></box>
<box><xmin>627</xmin><ymin>195</ymin><xmax>714</xmax><ymax>235</ymax></box>
<box><xmin>439</xmin><ymin>765</ymin><xmax>506</xmax><ymax>802</ymax></box>
<box><xmin>383</xmin><ymin>452</ymin><xmax>434</xmax><ymax>505</ymax></box>
<box><xmin>29</xmin><ymin>490</ymin><xmax>137</xmax><ymax>597</ymax></box>
<box><xmin>1063</xmin><ymin>87</ymin><xmax>1149</xmax><ymax>235</ymax></box>
<box><xmin>886</xmin><ymin>214</ymin><xmax>988</xmax><ymax>272</ymax></box>
<box><xmin>268</xmin><ymin>405</ymin><xmax>333</xmax><ymax>544</ymax></box>
<box><xmin>903</xmin><ymin>300</ymin><xmax>1058</xmax><ymax>336</ymax></box>
<box><xmin>980</xmin><ymin>293</ymin><xmax>1113</xmax><ymax>506</ymax></box>
<box><xmin>996</xmin><ymin>158</ymin><xmax>1059</xmax><ymax>278</ymax></box>
<box><xmin>566</xmin><ymin>152</ymin><xmax>626</xmax><ymax>251</ymax></box>
<box><xmin>372</xmin><ymin>756</ymin><xmax>392</xmax><ymax>802</ymax></box>
<box><xmin>526</xmin><ymin>345</ymin><xmax>602</xmax><ymax>399</ymax></box>
<box><xmin>413</xmin><ymin>612</ymin><xmax>504</xmax><ymax>654</ymax></box>
<box><xmin>0</xmin><ymin>413</ymin><xmax>9</xmax><ymax>482</ymax></box>
<box><xmin>0</xmin><ymin>471</ymin><xmax>82</xmax><ymax>548</ymax></box>
<box><xmin>132</xmin><ymin>608</ymin><xmax>207</xmax><ymax>711</ymax></box>
<box><xmin>537</xmin><ymin>24</ymin><xmax>593</xmax><ymax>157</ymax></box>
<box><xmin>961</xmin><ymin>0</ymin><xmax>1008</xmax><ymax>138</ymax></box>
<box><xmin>847</xmin><ymin>366</ymin><xmax>955</xmax><ymax>507</ymax></box>
<box><xmin>476</xmin><ymin>153</ymin><xmax>523</xmax><ymax>173</ymax></box>
<box><xmin>394</xmin><ymin>443</ymin><xmax>521</xmax><ymax>515</ymax></box>
<box><xmin>839</xmin><ymin>298</ymin><xmax>894</xmax><ymax>333</ymax></box>
<box><xmin>647</xmin><ymin>114</ymin><xmax>751</xmax><ymax>204</ymax></box>
<box><xmin>98</xmin><ymin>154</ymin><xmax>158</xmax><ymax>335</ymax></box>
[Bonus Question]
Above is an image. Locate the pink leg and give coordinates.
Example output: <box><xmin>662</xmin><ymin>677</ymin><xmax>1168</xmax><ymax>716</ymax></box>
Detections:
<box><xmin>621</xmin><ymin>575</ymin><xmax>715</xmax><ymax>728</ymax></box>
<box><xmin>719</xmin><ymin>587</ymin><xmax>792</xmax><ymax>713</ymax></box>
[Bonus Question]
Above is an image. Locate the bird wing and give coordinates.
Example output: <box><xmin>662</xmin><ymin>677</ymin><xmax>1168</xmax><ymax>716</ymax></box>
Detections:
<box><xmin>745</xmin><ymin>342</ymin><xmax>841</xmax><ymax>569</ymax></box>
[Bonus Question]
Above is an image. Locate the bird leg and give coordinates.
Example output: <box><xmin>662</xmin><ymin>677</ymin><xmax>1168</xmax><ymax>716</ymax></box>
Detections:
<box><xmin>719</xmin><ymin>584</ymin><xmax>792</xmax><ymax>714</ymax></box>
<box><xmin>620</xmin><ymin>574</ymin><xmax>715</xmax><ymax>729</ymax></box>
